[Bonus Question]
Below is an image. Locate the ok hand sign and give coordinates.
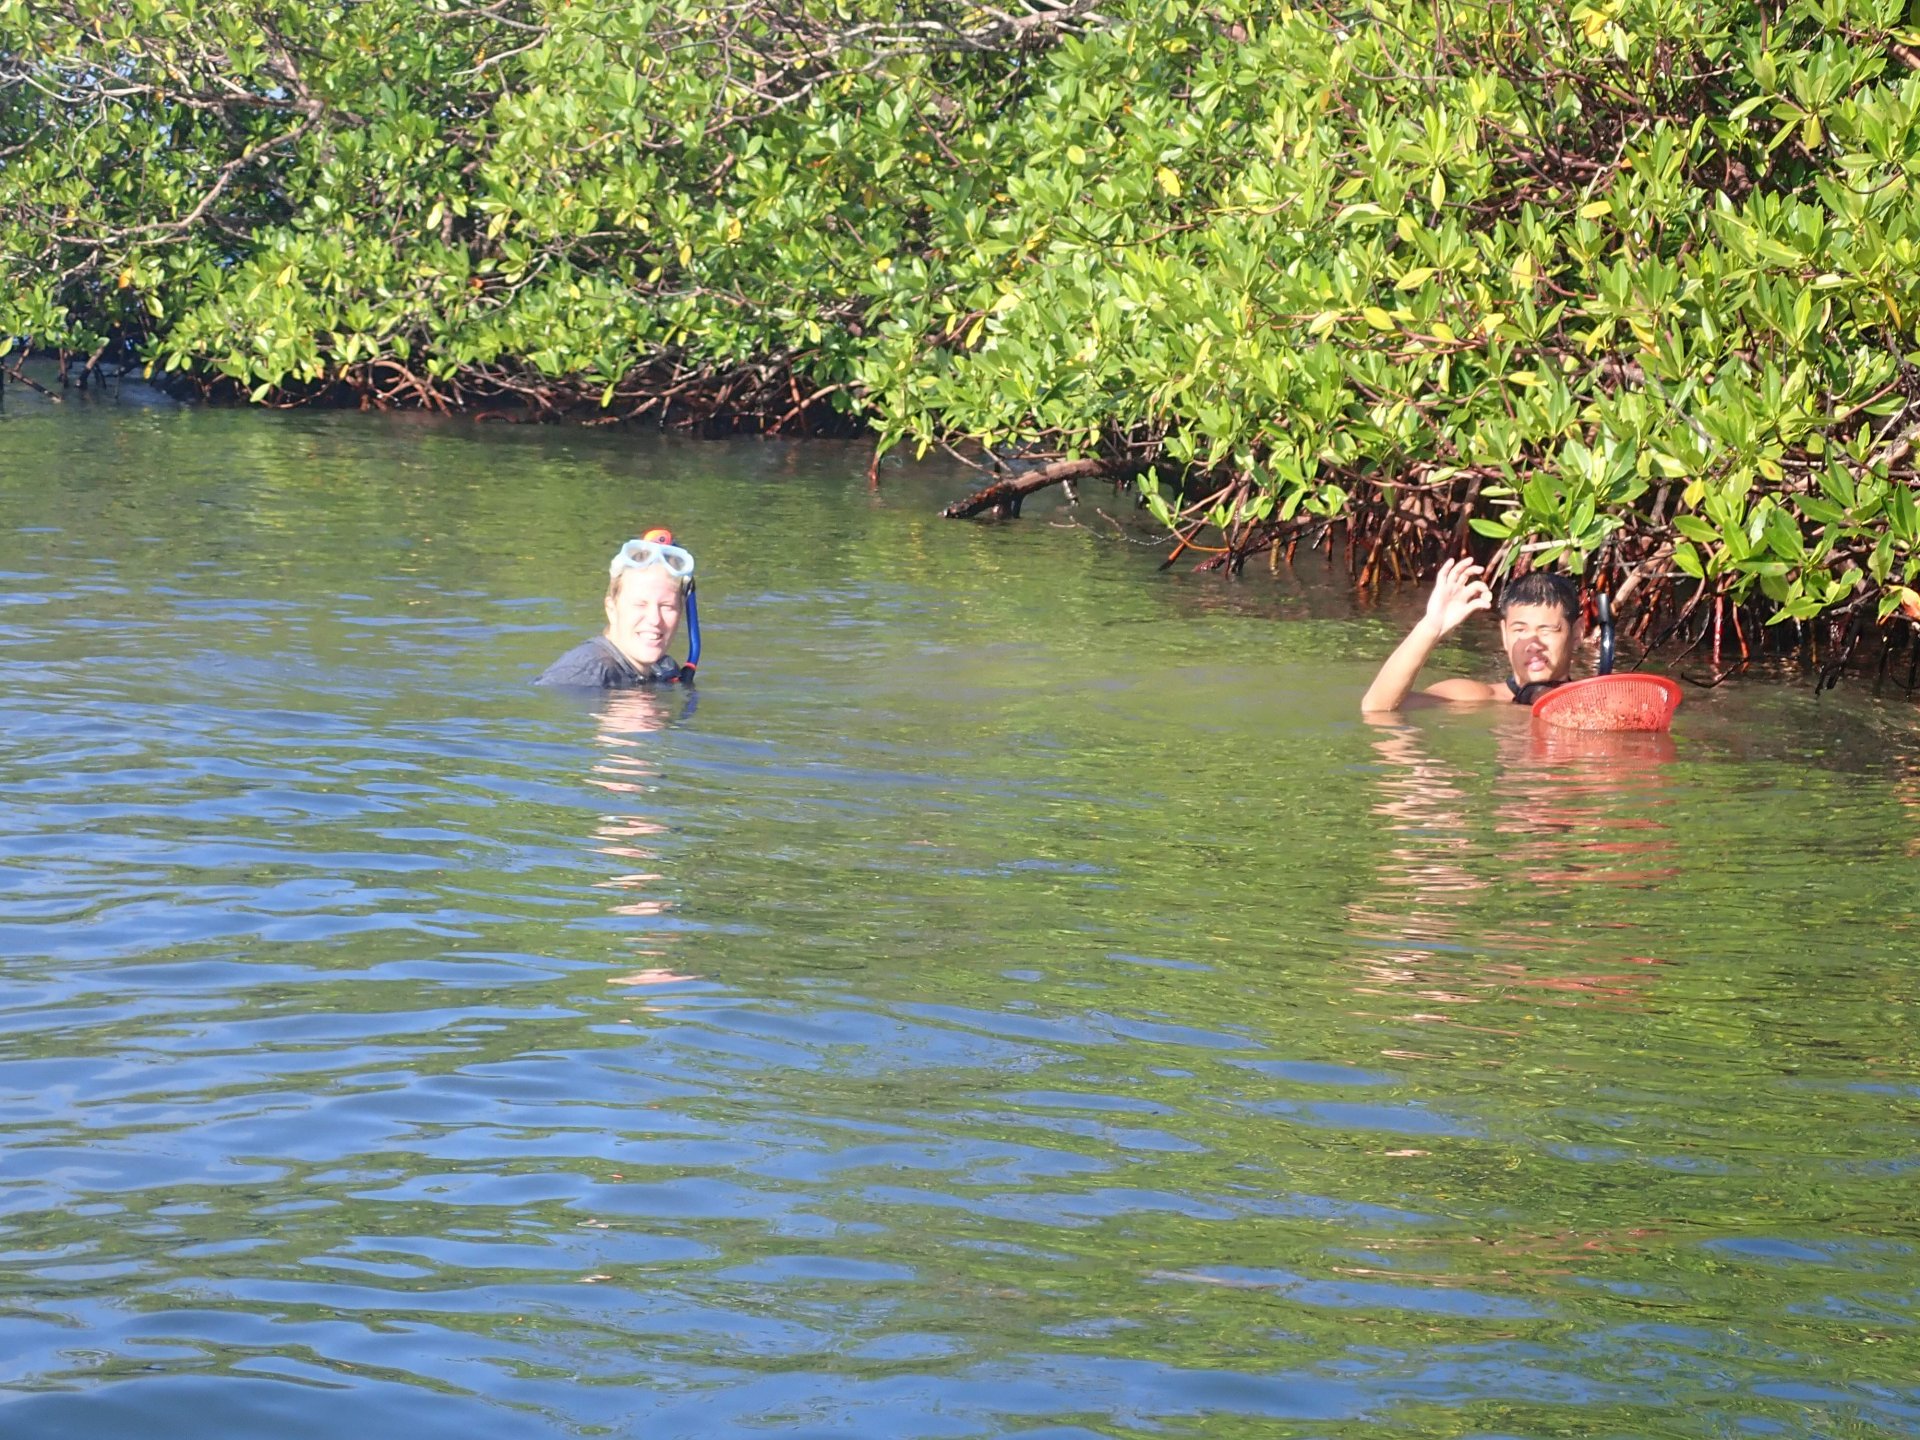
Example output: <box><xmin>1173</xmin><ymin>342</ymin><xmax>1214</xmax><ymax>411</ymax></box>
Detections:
<box><xmin>1423</xmin><ymin>556</ymin><xmax>1493</xmax><ymax>636</ymax></box>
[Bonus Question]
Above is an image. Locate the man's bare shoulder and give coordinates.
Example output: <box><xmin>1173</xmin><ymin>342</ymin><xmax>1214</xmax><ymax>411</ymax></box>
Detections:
<box><xmin>1421</xmin><ymin>676</ymin><xmax>1508</xmax><ymax>704</ymax></box>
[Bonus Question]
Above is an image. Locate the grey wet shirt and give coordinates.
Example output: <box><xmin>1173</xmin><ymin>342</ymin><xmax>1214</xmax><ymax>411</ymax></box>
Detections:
<box><xmin>536</xmin><ymin>636</ymin><xmax>682</xmax><ymax>688</ymax></box>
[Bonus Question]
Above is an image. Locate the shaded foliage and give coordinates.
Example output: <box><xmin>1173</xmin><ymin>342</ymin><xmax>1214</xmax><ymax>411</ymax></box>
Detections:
<box><xmin>7</xmin><ymin>0</ymin><xmax>1920</xmax><ymax>646</ymax></box>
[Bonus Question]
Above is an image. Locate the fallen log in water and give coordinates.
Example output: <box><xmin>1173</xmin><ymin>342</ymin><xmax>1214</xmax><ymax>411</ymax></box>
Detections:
<box><xmin>941</xmin><ymin>458</ymin><xmax>1151</xmax><ymax>519</ymax></box>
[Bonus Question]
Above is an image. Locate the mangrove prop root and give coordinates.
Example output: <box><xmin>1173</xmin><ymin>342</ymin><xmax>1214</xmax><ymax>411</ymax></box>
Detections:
<box><xmin>940</xmin><ymin>457</ymin><xmax>1919</xmax><ymax>690</ymax></box>
<box><xmin>159</xmin><ymin>356</ymin><xmax>859</xmax><ymax>438</ymax></box>
<box><xmin>2</xmin><ymin>351</ymin><xmax>61</xmax><ymax>401</ymax></box>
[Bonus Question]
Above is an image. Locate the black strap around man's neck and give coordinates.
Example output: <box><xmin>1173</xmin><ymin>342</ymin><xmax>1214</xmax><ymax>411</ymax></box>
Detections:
<box><xmin>1507</xmin><ymin>675</ymin><xmax>1570</xmax><ymax>706</ymax></box>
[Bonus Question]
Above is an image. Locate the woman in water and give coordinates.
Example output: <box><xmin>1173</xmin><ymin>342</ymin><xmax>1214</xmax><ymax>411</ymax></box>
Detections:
<box><xmin>537</xmin><ymin>530</ymin><xmax>700</xmax><ymax>688</ymax></box>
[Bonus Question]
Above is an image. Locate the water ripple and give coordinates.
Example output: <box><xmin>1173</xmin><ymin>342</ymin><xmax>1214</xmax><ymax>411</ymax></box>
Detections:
<box><xmin>3</xmin><ymin>414</ymin><xmax>1918</xmax><ymax>1436</ymax></box>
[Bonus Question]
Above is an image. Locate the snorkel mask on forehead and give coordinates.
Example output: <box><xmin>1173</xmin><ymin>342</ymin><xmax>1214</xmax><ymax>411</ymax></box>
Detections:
<box><xmin>610</xmin><ymin>533</ymin><xmax>695</xmax><ymax>583</ymax></box>
<box><xmin>610</xmin><ymin>527</ymin><xmax>701</xmax><ymax>682</ymax></box>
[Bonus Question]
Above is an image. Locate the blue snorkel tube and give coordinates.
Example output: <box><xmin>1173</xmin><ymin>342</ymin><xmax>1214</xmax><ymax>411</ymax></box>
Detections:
<box><xmin>679</xmin><ymin>579</ymin><xmax>700</xmax><ymax>684</ymax></box>
<box><xmin>618</xmin><ymin>529</ymin><xmax>701</xmax><ymax>685</ymax></box>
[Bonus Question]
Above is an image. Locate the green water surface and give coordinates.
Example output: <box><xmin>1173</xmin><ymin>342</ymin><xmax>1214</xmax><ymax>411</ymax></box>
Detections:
<box><xmin>1</xmin><ymin>385</ymin><xmax>1917</xmax><ymax>1439</ymax></box>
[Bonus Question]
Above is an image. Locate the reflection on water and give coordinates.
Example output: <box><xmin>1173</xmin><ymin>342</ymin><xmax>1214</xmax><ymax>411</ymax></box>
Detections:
<box><xmin>1349</xmin><ymin>712</ymin><xmax>1494</xmax><ymax>1030</ymax></box>
<box><xmin>1351</xmin><ymin>714</ymin><xmax>1679</xmax><ymax>1034</ymax></box>
<box><xmin>1</xmin><ymin>398</ymin><xmax>1918</xmax><ymax>1439</ymax></box>
<box><xmin>591</xmin><ymin>690</ymin><xmax>699</xmax><ymax>986</ymax></box>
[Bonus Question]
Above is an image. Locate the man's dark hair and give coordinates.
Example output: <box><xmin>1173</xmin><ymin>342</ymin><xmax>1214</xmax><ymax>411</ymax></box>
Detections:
<box><xmin>1497</xmin><ymin>571</ymin><xmax>1580</xmax><ymax>623</ymax></box>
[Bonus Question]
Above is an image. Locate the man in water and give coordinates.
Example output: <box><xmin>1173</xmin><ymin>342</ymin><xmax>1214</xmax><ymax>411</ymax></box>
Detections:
<box><xmin>538</xmin><ymin>532</ymin><xmax>696</xmax><ymax>688</ymax></box>
<box><xmin>1361</xmin><ymin>559</ymin><xmax>1583</xmax><ymax>712</ymax></box>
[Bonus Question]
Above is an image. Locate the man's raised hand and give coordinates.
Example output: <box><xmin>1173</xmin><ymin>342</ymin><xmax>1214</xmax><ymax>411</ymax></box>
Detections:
<box><xmin>1424</xmin><ymin>557</ymin><xmax>1493</xmax><ymax>636</ymax></box>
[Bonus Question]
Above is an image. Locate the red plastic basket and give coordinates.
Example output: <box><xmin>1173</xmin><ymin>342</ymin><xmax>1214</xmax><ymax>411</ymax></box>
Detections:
<box><xmin>1531</xmin><ymin>674</ymin><xmax>1682</xmax><ymax>732</ymax></box>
